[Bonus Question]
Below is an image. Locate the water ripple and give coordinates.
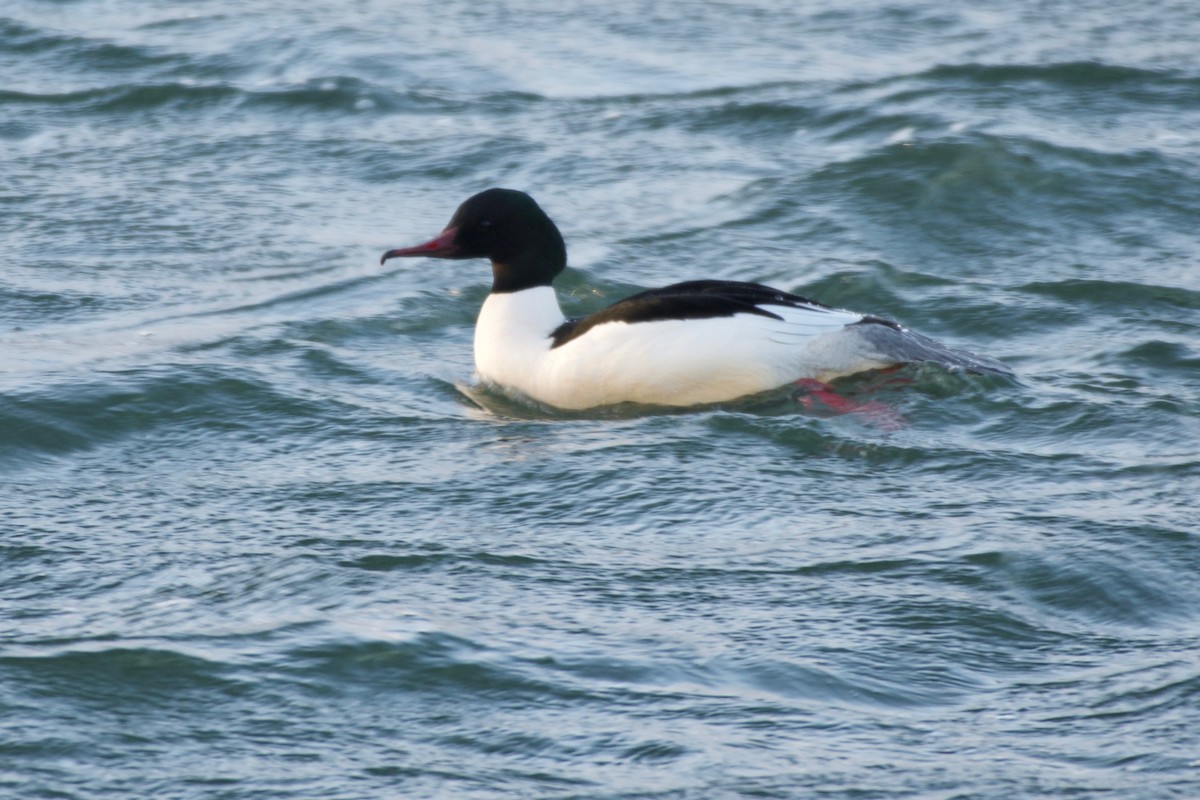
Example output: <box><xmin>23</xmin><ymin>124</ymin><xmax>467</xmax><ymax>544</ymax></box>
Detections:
<box><xmin>5</xmin><ymin>2</ymin><xmax>1200</xmax><ymax>798</ymax></box>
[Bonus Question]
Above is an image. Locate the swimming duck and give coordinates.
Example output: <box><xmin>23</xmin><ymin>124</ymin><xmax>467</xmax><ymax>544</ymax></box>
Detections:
<box><xmin>381</xmin><ymin>188</ymin><xmax>1009</xmax><ymax>410</ymax></box>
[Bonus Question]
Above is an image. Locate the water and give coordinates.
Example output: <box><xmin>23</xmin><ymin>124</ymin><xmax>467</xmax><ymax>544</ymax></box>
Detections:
<box><xmin>3</xmin><ymin>1</ymin><xmax>1199</xmax><ymax>797</ymax></box>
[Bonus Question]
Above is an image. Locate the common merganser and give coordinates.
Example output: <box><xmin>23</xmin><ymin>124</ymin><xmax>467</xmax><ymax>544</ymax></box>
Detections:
<box><xmin>381</xmin><ymin>188</ymin><xmax>1010</xmax><ymax>410</ymax></box>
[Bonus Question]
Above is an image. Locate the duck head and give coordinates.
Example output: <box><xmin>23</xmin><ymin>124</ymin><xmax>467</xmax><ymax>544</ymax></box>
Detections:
<box><xmin>381</xmin><ymin>188</ymin><xmax>567</xmax><ymax>293</ymax></box>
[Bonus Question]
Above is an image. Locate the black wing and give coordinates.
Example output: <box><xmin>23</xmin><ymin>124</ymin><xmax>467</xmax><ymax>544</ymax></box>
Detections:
<box><xmin>550</xmin><ymin>279</ymin><xmax>838</xmax><ymax>349</ymax></box>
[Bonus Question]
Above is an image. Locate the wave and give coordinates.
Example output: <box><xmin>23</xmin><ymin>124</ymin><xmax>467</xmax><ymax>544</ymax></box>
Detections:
<box><xmin>0</xmin><ymin>645</ymin><xmax>242</xmax><ymax>701</ymax></box>
<box><xmin>0</xmin><ymin>77</ymin><xmax>469</xmax><ymax>118</ymax></box>
<box><xmin>966</xmin><ymin>548</ymin><xmax>1193</xmax><ymax>629</ymax></box>
<box><xmin>1017</xmin><ymin>278</ymin><xmax>1200</xmax><ymax>313</ymax></box>
<box><xmin>0</xmin><ymin>17</ymin><xmax>182</xmax><ymax>71</ymax></box>
<box><xmin>0</xmin><ymin>365</ymin><xmax>325</xmax><ymax>468</ymax></box>
<box><xmin>812</xmin><ymin>132</ymin><xmax>1193</xmax><ymax>212</ymax></box>
<box><xmin>909</xmin><ymin>60</ymin><xmax>1200</xmax><ymax>97</ymax></box>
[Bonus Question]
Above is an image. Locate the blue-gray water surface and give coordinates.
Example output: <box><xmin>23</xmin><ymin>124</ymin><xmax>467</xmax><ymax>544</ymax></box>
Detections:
<box><xmin>3</xmin><ymin>1</ymin><xmax>1199</xmax><ymax>798</ymax></box>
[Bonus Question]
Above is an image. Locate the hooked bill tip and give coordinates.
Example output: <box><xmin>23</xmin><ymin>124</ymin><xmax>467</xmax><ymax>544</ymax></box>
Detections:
<box><xmin>379</xmin><ymin>227</ymin><xmax>460</xmax><ymax>264</ymax></box>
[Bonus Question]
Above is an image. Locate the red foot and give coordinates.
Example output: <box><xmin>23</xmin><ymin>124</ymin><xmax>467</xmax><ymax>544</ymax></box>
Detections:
<box><xmin>793</xmin><ymin>379</ymin><xmax>906</xmax><ymax>430</ymax></box>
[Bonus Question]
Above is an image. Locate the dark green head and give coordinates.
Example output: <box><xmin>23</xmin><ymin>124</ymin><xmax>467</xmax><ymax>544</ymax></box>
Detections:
<box><xmin>381</xmin><ymin>188</ymin><xmax>567</xmax><ymax>293</ymax></box>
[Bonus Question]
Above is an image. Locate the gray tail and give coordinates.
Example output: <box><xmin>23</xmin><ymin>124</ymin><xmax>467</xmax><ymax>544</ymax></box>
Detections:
<box><xmin>852</xmin><ymin>319</ymin><xmax>1013</xmax><ymax>377</ymax></box>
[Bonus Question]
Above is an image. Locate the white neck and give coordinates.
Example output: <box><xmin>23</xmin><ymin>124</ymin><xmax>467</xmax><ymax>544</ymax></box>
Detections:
<box><xmin>473</xmin><ymin>287</ymin><xmax>565</xmax><ymax>392</ymax></box>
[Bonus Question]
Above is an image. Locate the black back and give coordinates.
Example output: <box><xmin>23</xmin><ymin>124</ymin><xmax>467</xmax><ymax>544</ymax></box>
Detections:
<box><xmin>550</xmin><ymin>279</ymin><xmax>841</xmax><ymax>348</ymax></box>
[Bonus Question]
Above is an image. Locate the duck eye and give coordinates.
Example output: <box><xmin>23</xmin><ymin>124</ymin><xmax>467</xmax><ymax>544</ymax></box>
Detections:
<box><xmin>478</xmin><ymin>219</ymin><xmax>492</xmax><ymax>229</ymax></box>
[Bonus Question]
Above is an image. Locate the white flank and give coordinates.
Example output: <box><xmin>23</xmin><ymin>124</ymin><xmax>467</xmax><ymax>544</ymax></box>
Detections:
<box><xmin>473</xmin><ymin>288</ymin><xmax>893</xmax><ymax>410</ymax></box>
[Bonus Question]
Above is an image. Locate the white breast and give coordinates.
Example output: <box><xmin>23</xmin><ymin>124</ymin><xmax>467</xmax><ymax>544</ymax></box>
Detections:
<box><xmin>473</xmin><ymin>288</ymin><xmax>565</xmax><ymax>398</ymax></box>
